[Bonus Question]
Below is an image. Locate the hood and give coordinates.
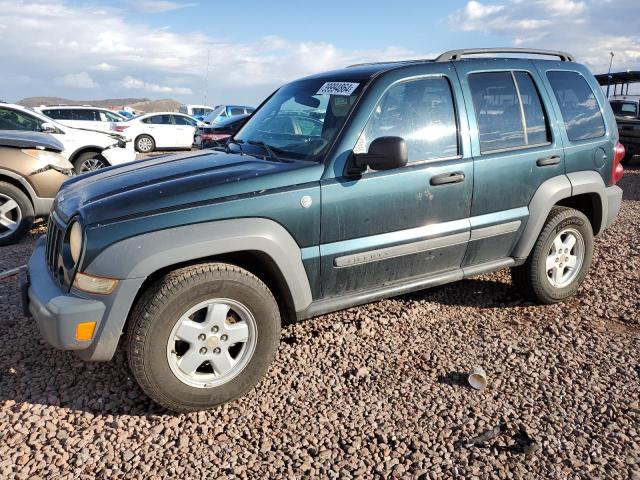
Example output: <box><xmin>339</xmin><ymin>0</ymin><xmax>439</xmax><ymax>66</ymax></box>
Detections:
<box><xmin>0</xmin><ymin>130</ymin><xmax>64</xmax><ymax>152</ymax></box>
<box><xmin>54</xmin><ymin>150</ymin><xmax>323</xmax><ymax>225</ymax></box>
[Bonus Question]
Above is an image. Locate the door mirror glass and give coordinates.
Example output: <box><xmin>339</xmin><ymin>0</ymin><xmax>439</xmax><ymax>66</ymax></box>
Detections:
<box><xmin>353</xmin><ymin>136</ymin><xmax>408</xmax><ymax>172</ymax></box>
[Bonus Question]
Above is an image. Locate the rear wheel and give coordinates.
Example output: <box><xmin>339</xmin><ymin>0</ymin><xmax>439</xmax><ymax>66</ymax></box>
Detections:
<box><xmin>511</xmin><ymin>207</ymin><xmax>593</xmax><ymax>304</ymax></box>
<box><xmin>0</xmin><ymin>182</ymin><xmax>34</xmax><ymax>246</ymax></box>
<box><xmin>135</xmin><ymin>135</ymin><xmax>155</xmax><ymax>153</ymax></box>
<box><xmin>127</xmin><ymin>263</ymin><xmax>281</xmax><ymax>412</ymax></box>
<box><xmin>74</xmin><ymin>152</ymin><xmax>108</xmax><ymax>174</ymax></box>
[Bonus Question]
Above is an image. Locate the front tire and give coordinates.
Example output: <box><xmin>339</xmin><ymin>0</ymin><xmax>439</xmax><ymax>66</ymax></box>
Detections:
<box><xmin>135</xmin><ymin>135</ymin><xmax>155</xmax><ymax>153</ymax></box>
<box><xmin>511</xmin><ymin>207</ymin><xmax>593</xmax><ymax>304</ymax></box>
<box><xmin>0</xmin><ymin>182</ymin><xmax>34</xmax><ymax>246</ymax></box>
<box><xmin>127</xmin><ymin>263</ymin><xmax>281</xmax><ymax>412</ymax></box>
<box><xmin>74</xmin><ymin>152</ymin><xmax>109</xmax><ymax>174</ymax></box>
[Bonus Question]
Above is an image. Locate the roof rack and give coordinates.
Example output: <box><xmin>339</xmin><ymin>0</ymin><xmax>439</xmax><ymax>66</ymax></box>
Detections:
<box><xmin>435</xmin><ymin>48</ymin><xmax>575</xmax><ymax>62</ymax></box>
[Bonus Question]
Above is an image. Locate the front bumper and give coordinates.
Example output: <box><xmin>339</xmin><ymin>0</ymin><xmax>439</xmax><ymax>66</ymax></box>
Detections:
<box><xmin>23</xmin><ymin>237</ymin><xmax>106</xmax><ymax>351</ymax></box>
<box><xmin>23</xmin><ymin>237</ymin><xmax>145</xmax><ymax>361</ymax></box>
<box><xmin>605</xmin><ymin>185</ymin><xmax>623</xmax><ymax>229</ymax></box>
<box><xmin>102</xmin><ymin>141</ymin><xmax>136</xmax><ymax>166</ymax></box>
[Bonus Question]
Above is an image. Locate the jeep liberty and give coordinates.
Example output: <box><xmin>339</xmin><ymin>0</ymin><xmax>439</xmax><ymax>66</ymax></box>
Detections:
<box><xmin>23</xmin><ymin>48</ymin><xmax>624</xmax><ymax>411</ymax></box>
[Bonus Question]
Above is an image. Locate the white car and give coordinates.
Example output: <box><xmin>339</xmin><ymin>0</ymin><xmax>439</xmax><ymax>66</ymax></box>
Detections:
<box><xmin>36</xmin><ymin>105</ymin><xmax>127</xmax><ymax>133</ymax></box>
<box><xmin>111</xmin><ymin>112</ymin><xmax>201</xmax><ymax>153</ymax></box>
<box><xmin>0</xmin><ymin>103</ymin><xmax>135</xmax><ymax>173</ymax></box>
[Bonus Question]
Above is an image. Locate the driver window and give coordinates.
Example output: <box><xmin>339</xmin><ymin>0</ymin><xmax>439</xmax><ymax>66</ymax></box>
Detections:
<box><xmin>355</xmin><ymin>76</ymin><xmax>458</xmax><ymax>162</ymax></box>
<box><xmin>0</xmin><ymin>108</ymin><xmax>43</xmax><ymax>131</ymax></box>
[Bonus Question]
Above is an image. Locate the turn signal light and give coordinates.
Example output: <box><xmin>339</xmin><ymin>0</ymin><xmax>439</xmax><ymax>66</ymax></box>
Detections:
<box><xmin>75</xmin><ymin>321</ymin><xmax>96</xmax><ymax>341</ymax></box>
<box><xmin>73</xmin><ymin>272</ymin><xmax>119</xmax><ymax>295</ymax></box>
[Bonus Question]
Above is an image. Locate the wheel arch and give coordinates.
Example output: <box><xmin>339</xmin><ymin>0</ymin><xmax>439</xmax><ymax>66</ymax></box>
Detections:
<box><xmin>512</xmin><ymin>172</ymin><xmax>609</xmax><ymax>260</ymax></box>
<box><xmin>69</xmin><ymin>146</ymin><xmax>109</xmax><ymax>166</ymax></box>
<box><xmin>81</xmin><ymin>218</ymin><xmax>312</xmax><ymax>361</ymax></box>
<box><xmin>0</xmin><ymin>169</ymin><xmax>36</xmax><ymax>207</ymax></box>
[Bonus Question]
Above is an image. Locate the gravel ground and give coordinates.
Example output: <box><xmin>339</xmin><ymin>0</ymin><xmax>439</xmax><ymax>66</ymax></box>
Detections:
<box><xmin>0</xmin><ymin>167</ymin><xmax>639</xmax><ymax>479</ymax></box>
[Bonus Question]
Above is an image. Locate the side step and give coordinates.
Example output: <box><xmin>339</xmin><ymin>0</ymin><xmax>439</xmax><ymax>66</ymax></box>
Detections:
<box><xmin>297</xmin><ymin>257</ymin><xmax>515</xmax><ymax>320</ymax></box>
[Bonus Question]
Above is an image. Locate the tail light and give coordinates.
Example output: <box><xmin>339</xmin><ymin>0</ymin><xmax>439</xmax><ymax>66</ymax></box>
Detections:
<box><xmin>612</xmin><ymin>141</ymin><xmax>625</xmax><ymax>185</ymax></box>
<box><xmin>112</xmin><ymin>124</ymin><xmax>129</xmax><ymax>132</ymax></box>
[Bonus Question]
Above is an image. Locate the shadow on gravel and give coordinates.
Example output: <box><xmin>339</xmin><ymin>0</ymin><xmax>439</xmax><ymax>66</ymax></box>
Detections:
<box><xmin>436</xmin><ymin>371</ymin><xmax>474</xmax><ymax>389</ymax></box>
<box><xmin>401</xmin><ymin>278</ymin><xmax>530</xmax><ymax>309</ymax></box>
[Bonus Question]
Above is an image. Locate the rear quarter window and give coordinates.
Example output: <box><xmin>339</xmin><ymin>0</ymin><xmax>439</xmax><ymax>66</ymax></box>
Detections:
<box><xmin>546</xmin><ymin>71</ymin><xmax>606</xmax><ymax>142</ymax></box>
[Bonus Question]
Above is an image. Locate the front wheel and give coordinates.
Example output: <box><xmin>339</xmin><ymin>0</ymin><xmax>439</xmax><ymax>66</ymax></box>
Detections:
<box><xmin>74</xmin><ymin>152</ymin><xmax>109</xmax><ymax>174</ymax></box>
<box><xmin>127</xmin><ymin>263</ymin><xmax>281</xmax><ymax>412</ymax></box>
<box><xmin>0</xmin><ymin>182</ymin><xmax>34</xmax><ymax>246</ymax></box>
<box><xmin>511</xmin><ymin>207</ymin><xmax>594</xmax><ymax>304</ymax></box>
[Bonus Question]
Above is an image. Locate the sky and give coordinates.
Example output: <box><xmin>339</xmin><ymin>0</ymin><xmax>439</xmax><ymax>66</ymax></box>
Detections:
<box><xmin>1</xmin><ymin>0</ymin><xmax>639</xmax><ymax>106</ymax></box>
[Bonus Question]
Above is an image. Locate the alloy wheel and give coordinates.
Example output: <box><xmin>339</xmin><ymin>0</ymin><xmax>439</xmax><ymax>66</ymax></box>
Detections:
<box><xmin>545</xmin><ymin>227</ymin><xmax>585</xmax><ymax>288</ymax></box>
<box><xmin>0</xmin><ymin>193</ymin><xmax>22</xmax><ymax>238</ymax></box>
<box><xmin>166</xmin><ymin>298</ymin><xmax>257</xmax><ymax>388</ymax></box>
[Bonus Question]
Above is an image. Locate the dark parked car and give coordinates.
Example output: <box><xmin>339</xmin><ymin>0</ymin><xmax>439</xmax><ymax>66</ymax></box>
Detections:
<box><xmin>609</xmin><ymin>96</ymin><xmax>640</xmax><ymax>164</ymax></box>
<box><xmin>195</xmin><ymin>114</ymin><xmax>249</xmax><ymax>149</ymax></box>
<box><xmin>0</xmin><ymin>131</ymin><xmax>73</xmax><ymax>245</ymax></box>
<box><xmin>24</xmin><ymin>48</ymin><xmax>624</xmax><ymax>411</ymax></box>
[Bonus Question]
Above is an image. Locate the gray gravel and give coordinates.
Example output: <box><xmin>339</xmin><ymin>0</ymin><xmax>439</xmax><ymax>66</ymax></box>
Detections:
<box><xmin>1</xmin><ymin>168</ymin><xmax>639</xmax><ymax>479</ymax></box>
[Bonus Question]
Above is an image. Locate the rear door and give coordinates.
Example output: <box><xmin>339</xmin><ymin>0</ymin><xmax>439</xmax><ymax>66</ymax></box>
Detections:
<box><xmin>320</xmin><ymin>68</ymin><xmax>473</xmax><ymax>297</ymax></box>
<box><xmin>453</xmin><ymin>60</ymin><xmax>565</xmax><ymax>266</ymax></box>
<box><xmin>172</xmin><ymin>115</ymin><xmax>197</xmax><ymax>147</ymax></box>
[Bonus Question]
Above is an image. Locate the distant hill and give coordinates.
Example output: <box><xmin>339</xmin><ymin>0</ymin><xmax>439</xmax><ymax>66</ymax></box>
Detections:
<box><xmin>17</xmin><ymin>96</ymin><xmax>182</xmax><ymax>113</ymax></box>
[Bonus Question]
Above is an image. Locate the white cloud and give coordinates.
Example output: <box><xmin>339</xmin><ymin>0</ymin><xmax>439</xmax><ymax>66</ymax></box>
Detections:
<box><xmin>0</xmin><ymin>0</ymin><xmax>428</xmax><ymax>104</ymax></box>
<box><xmin>91</xmin><ymin>62</ymin><xmax>117</xmax><ymax>72</ymax></box>
<box><xmin>129</xmin><ymin>0</ymin><xmax>197</xmax><ymax>13</ymax></box>
<box><xmin>449</xmin><ymin>0</ymin><xmax>640</xmax><ymax>73</ymax></box>
<box><xmin>57</xmin><ymin>71</ymin><xmax>98</xmax><ymax>89</ymax></box>
<box><xmin>121</xmin><ymin>76</ymin><xmax>192</xmax><ymax>95</ymax></box>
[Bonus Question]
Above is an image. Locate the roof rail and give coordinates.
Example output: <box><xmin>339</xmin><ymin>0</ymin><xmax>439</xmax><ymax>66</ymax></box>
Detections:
<box><xmin>347</xmin><ymin>59</ymin><xmax>432</xmax><ymax>68</ymax></box>
<box><xmin>435</xmin><ymin>48</ymin><xmax>575</xmax><ymax>62</ymax></box>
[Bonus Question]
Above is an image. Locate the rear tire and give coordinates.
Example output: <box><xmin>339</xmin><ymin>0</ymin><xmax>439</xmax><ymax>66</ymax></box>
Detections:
<box><xmin>127</xmin><ymin>263</ymin><xmax>281</xmax><ymax>412</ymax></box>
<box><xmin>511</xmin><ymin>207</ymin><xmax>593</xmax><ymax>304</ymax></box>
<box><xmin>0</xmin><ymin>182</ymin><xmax>33</xmax><ymax>246</ymax></box>
<box><xmin>135</xmin><ymin>135</ymin><xmax>155</xmax><ymax>153</ymax></box>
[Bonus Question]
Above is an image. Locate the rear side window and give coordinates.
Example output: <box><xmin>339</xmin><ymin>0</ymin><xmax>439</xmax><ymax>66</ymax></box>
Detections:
<box><xmin>357</xmin><ymin>76</ymin><xmax>458</xmax><ymax>162</ymax></box>
<box><xmin>469</xmin><ymin>71</ymin><xmax>550</xmax><ymax>152</ymax></box>
<box><xmin>146</xmin><ymin>115</ymin><xmax>173</xmax><ymax>125</ymax></box>
<box><xmin>546</xmin><ymin>71</ymin><xmax>606</xmax><ymax>142</ymax></box>
<box><xmin>230</xmin><ymin>107</ymin><xmax>245</xmax><ymax>116</ymax></box>
<box><xmin>43</xmin><ymin>109</ymin><xmax>72</xmax><ymax>120</ymax></box>
<box><xmin>71</xmin><ymin>109</ymin><xmax>99</xmax><ymax>121</ymax></box>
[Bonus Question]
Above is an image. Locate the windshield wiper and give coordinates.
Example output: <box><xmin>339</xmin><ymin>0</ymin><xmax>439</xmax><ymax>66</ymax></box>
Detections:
<box><xmin>246</xmin><ymin>139</ymin><xmax>283</xmax><ymax>162</ymax></box>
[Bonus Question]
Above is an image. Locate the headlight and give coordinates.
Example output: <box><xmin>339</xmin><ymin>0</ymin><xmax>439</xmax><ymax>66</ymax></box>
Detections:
<box><xmin>69</xmin><ymin>221</ymin><xmax>83</xmax><ymax>263</ymax></box>
<box><xmin>22</xmin><ymin>148</ymin><xmax>74</xmax><ymax>171</ymax></box>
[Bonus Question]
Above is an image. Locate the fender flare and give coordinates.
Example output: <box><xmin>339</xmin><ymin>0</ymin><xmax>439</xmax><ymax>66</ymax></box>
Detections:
<box><xmin>512</xmin><ymin>172</ymin><xmax>608</xmax><ymax>259</ymax></box>
<box><xmin>85</xmin><ymin>218</ymin><xmax>313</xmax><ymax>311</ymax></box>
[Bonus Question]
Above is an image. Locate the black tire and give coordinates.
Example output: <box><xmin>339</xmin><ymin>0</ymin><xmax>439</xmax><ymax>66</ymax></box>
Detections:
<box><xmin>127</xmin><ymin>263</ymin><xmax>281</xmax><ymax>412</ymax></box>
<box><xmin>74</xmin><ymin>152</ymin><xmax>109</xmax><ymax>175</ymax></box>
<box><xmin>511</xmin><ymin>207</ymin><xmax>593</xmax><ymax>304</ymax></box>
<box><xmin>135</xmin><ymin>135</ymin><xmax>155</xmax><ymax>153</ymax></box>
<box><xmin>0</xmin><ymin>182</ymin><xmax>34</xmax><ymax>246</ymax></box>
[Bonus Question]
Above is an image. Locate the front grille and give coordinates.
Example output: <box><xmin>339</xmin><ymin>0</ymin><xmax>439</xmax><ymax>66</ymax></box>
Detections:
<box><xmin>45</xmin><ymin>215</ymin><xmax>65</xmax><ymax>286</ymax></box>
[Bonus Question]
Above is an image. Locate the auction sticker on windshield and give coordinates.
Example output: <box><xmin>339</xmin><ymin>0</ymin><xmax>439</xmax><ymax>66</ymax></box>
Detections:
<box><xmin>316</xmin><ymin>82</ymin><xmax>360</xmax><ymax>96</ymax></box>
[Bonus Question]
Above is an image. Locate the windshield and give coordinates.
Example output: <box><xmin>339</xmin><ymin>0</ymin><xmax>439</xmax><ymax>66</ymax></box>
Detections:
<box><xmin>234</xmin><ymin>78</ymin><xmax>364</xmax><ymax>161</ymax></box>
<box><xmin>192</xmin><ymin>107</ymin><xmax>212</xmax><ymax>116</ymax></box>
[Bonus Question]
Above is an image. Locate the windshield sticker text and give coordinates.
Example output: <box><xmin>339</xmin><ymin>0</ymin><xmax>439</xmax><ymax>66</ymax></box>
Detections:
<box><xmin>316</xmin><ymin>82</ymin><xmax>360</xmax><ymax>96</ymax></box>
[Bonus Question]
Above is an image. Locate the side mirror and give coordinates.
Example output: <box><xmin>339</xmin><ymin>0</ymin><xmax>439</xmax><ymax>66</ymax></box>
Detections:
<box><xmin>40</xmin><ymin>122</ymin><xmax>57</xmax><ymax>134</ymax></box>
<box><xmin>353</xmin><ymin>136</ymin><xmax>408</xmax><ymax>173</ymax></box>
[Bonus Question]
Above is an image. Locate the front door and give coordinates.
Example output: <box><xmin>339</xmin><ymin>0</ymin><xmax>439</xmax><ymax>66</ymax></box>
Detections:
<box><xmin>320</xmin><ymin>72</ymin><xmax>473</xmax><ymax>298</ymax></box>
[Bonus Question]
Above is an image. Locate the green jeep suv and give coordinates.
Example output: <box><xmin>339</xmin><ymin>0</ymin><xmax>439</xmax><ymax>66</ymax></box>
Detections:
<box><xmin>23</xmin><ymin>48</ymin><xmax>624</xmax><ymax>411</ymax></box>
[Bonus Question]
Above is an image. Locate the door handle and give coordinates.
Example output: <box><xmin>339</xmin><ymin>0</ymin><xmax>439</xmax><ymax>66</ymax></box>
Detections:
<box><xmin>536</xmin><ymin>155</ymin><xmax>561</xmax><ymax>167</ymax></box>
<box><xmin>430</xmin><ymin>172</ymin><xmax>465</xmax><ymax>186</ymax></box>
